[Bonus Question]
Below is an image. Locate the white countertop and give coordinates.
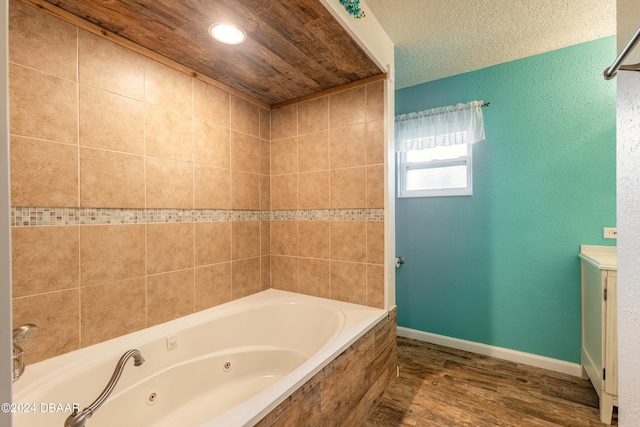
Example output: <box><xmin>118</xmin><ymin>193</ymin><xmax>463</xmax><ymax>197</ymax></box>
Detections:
<box><xmin>579</xmin><ymin>244</ymin><xmax>617</xmax><ymax>270</ymax></box>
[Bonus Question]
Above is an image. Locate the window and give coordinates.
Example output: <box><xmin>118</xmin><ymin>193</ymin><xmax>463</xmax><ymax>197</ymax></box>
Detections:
<box><xmin>398</xmin><ymin>137</ymin><xmax>472</xmax><ymax>198</ymax></box>
<box><xmin>395</xmin><ymin>101</ymin><xmax>486</xmax><ymax>198</ymax></box>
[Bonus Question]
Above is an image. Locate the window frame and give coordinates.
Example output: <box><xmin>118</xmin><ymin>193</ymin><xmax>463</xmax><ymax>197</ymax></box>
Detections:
<box><xmin>397</xmin><ymin>143</ymin><xmax>473</xmax><ymax>198</ymax></box>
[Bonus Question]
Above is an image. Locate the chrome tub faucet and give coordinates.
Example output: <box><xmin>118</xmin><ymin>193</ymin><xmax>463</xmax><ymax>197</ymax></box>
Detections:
<box><xmin>64</xmin><ymin>349</ymin><xmax>145</xmax><ymax>427</ymax></box>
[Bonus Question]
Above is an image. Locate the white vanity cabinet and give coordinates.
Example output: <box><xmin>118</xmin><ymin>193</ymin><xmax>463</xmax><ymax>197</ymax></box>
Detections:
<box><xmin>579</xmin><ymin>245</ymin><xmax>617</xmax><ymax>425</ymax></box>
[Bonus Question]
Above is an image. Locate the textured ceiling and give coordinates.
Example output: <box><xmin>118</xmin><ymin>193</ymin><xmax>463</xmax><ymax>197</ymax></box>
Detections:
<box><xmin>365</xmin><ymin>0</ymin><xmax>616</xmax><ymax>89</ymax></box>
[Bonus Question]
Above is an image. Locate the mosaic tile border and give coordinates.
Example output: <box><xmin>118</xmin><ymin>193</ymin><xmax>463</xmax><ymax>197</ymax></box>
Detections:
<box><xmin>271</xmin><ymin>209</ymin><xmax>385</xmax><ymax>221</ymax></box>
<box><xmin>11</xmin><ymin>207</ymin><xmax>385</xmax><ymax>226</ymax></box>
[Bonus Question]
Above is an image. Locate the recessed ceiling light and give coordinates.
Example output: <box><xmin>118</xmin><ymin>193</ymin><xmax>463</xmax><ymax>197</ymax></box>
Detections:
<box><xmin>209</xmin><ymin>22</ymin><xmax>246</xmax><ymax>45</ymax></box>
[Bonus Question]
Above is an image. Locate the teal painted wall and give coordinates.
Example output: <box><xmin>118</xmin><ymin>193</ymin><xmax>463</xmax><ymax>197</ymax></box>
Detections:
<box><xmin>395</xmin><ymin>37</ymin><xmax>616</xmax><ymax>363</ymax></box>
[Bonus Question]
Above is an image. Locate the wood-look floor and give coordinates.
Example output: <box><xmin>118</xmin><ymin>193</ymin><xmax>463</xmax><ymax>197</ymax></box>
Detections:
<box><xmin>364</xmin><ymin>337</ymin><xmax>617</xmax><ymax>427</ymax></box>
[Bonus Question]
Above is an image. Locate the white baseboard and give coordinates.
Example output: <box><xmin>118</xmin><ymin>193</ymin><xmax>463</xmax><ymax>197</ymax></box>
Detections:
<box><xmin>397</xmin><ymin>326</ymin><xmax>582</xmax><ymax>377</ymax></box>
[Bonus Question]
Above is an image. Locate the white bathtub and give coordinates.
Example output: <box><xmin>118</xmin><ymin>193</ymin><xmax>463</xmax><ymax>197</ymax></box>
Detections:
<box><xmin>12</xmin><ymin>289</ymin><xmax>387</xmax><ymax>427</ymax></box>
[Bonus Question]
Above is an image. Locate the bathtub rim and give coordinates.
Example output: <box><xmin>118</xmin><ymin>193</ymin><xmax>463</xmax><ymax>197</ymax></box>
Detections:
<box><xmin>13</xmin><ymin>289</ymin><xmax>390</xmax><ymax>426</ymax></box>
<box><xmin>207</xmin><ymin>292</ymin><xmax>389</xmax><ymax>426</ymax></box>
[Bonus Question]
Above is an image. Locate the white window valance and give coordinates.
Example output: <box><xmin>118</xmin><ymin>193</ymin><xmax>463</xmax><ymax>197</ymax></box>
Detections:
<box><xmin>395</xmin><ymin>100</ymin><xmax>486</xmax><ymax>152</ymax></box>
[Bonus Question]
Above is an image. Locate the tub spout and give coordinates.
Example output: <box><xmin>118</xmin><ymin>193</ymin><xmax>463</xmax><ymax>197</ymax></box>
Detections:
<box><xmin>64</xmin><ymin>349</ymin><xmax>145</xmax><ymax>427</ymax></box>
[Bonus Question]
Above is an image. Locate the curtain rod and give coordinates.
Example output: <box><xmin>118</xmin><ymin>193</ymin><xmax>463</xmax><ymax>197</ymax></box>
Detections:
<box><xmin>604</xmin><ymin>26</ymin><xmax>640</xmax><ymax>80</ymax></box>
<box><xmin>396</xmin><ymin>101</ymin><xmax>490</xmax><ymax>121</ymax></box>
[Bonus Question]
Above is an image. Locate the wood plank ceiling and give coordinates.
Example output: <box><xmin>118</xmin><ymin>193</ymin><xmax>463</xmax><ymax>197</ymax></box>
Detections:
<box><xmin>42</xmin><ymin>0</ymin><xmax>384</xmax><ymax>106</ymax></box>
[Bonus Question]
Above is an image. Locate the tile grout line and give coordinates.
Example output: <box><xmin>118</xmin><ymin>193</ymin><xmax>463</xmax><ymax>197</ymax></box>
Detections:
<box><xmin>191</xmin><ymin>77</ymin><xmax>196</xmax><ymax>313</ymax></box>
<box><xmin>75</xmin><ymin>26</ymin><xmax>82</xmax><ymax>350</ymax></box>
<box><xmin>295</xmin><ymin>104</ymin><xmax>300</xmax><ymax>294</ymax></box>
<box><xmin>365</xmin><ymin>85</ymin><xmax>369</xmax><ymax>306</ymax></box>
<box><xmin>143</xmin><ymin>58</ymin><xmax>149</xmax><ymax>329</ymax></box>
<box><xmin>327</xmin><ymin>96</ymin><xmax>332</xmax><ymax>300</ymax></box>
<box><xmin>228</xmin><ymin>94</ymin><xmax>234</xmax><ymax>299</ymax></box>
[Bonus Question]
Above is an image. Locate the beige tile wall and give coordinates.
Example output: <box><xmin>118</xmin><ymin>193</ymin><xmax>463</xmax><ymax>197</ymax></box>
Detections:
<box><xmin>269</xmin><ymin>83</ymin><xmax>385</xmax><ymax>308</ymax></box>
<box><xmin>8</xmin><ymin>0</ymin><xmax>386</xmax><ymax>364</ymax></box>
<box><xmin>8</xmin><ymin>0</ymin><xmax>270</xmax><ymax>363</ymax></box>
